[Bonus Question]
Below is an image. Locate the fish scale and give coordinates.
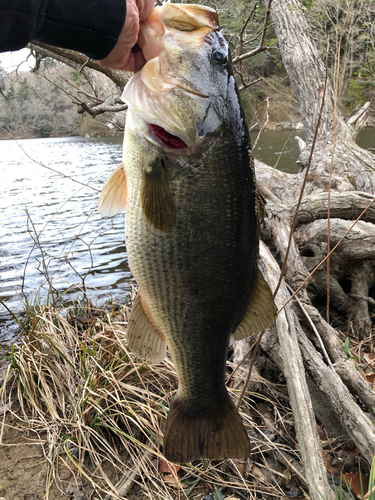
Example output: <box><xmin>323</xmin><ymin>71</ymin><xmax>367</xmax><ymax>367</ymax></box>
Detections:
<box><xmin>124</xmin><ymin>125</ymin><xmax>257</xmax><ymax>403</ymax></box>
<box><xmin>98</xmin><ymin>2</ymin><xmax>277</xmax><ymax>463</ymax></box>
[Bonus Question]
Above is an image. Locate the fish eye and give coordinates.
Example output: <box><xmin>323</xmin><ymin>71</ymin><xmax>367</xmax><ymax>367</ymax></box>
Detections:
<box><xmin>211</xmin><ymin>49</ymin><xmax>227</xmax><ymax>66</ymax></box>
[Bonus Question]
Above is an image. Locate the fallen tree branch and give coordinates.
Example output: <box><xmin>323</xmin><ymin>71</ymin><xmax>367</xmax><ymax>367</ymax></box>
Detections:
<box><xmin>293</xmin><ymin>191</ymin><xmax>375</xmax><ymax>226</ymax></box>
<box><xmin>77</xmin><ymin>95</ymin><xmax>127</xmax><ymax>117</ymax></box>
<box><xmin>286</xmin><ymin>283</ymin><xmax>333</xmax><ymax>367</ymax></box>
<box><xmin>28</xmin><ymin>42</ymin><xmax>128</xmax><ymax>90</ymax></box>
<box><xmin>297</xmin><ymin>322</ymin><xmax>375</xmax><ymax>464</ymax></box>
<box><xmin>256</xmin><ymin>245</ymin><xmax>375</xmax><ymax>464</ymax></box>
<box><xmin>259</xmin><ymin>242</ymin><xmax>335</xmax><ymax>500</ymax></box>
<box><xmin>294</xmin><ymin>218</ymin><xmax>375</xmax><ymax>261</ymax></box>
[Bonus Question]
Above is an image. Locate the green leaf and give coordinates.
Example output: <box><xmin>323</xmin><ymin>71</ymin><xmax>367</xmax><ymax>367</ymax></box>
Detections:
<box><xmin>214</xmin><ymin>485</ymin><xmax>225</xmax><ymax>500</ymax></box>
<box><xmin>159</xmin><ymin>402</ymin><xmax>168</xmax><ymax>419</ymax></box>
<box><xmin>368</xmin><ymin>454</ymin><xmax>375</xmax><ymax>500</ymax></box>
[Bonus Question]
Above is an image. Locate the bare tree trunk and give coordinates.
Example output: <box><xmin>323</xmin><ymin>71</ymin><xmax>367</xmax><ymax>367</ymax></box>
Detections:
<box><xmin>264</xmin><ymin>0</ymin><xmax>351</xmax><ymax>145</ymax></box>
<box><xmin>262</xmin><ymin>0</ymin><xmax>375</xmax><ymax>195</ymax></box>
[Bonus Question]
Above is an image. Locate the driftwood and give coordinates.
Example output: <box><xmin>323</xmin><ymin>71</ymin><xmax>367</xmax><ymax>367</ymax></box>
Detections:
<box><xmin>233</xmin><ymin>150</ymin><xmax>375</xmax><ymax>498</ymax></box>
<box><xmin>233</xmin><ymin>234</ymin><xmax>375</xmax><ymax>497</ymax></box>
<box><xmin>292</xmin><ymin>191</ymin><xmax>375</xmax><ymax>226</ymax></box>
<box><xmin>259</xmin><ymin>242</ymin><xmax>335</xmax><ymax>500</ymax></box>
<box><xmin>294</xmin><ymin>219</ymin><xmax>375</xmax><ymax>262</ymax></box>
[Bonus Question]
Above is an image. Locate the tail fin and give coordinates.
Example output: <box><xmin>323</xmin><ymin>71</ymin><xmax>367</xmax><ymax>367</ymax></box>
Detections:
<box><xmin>163</xmin><ymin>394</ymin><xmax>251</xmax><ymax>463</ymax></box>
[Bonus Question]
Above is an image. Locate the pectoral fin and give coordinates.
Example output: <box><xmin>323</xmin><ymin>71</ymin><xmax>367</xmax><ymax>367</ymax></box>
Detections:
<box><xmin>232</xmin><ymin>269</ymin><xmax>277</xmax><ymax>340</ymax></box>
<box><xmin>98</xmin><ymin>163</ymin><xmax>127</xmax><ymax>216</ymax></box>
<box><xmin>127</xmin><ymin>293</ymin><xmax>167</xmax><ymax>363</ymax></box>
<box><xmin>141</xmin><ymin>158</ymin><xmax>176</xmax><ymax>233</ymax></box>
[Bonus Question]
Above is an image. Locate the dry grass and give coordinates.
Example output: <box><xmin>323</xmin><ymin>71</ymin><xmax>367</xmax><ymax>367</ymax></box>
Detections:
<box><xmin>0</xmin><ymin>299</ymin><xmax>314</xmax><ymax>499</ymax></box>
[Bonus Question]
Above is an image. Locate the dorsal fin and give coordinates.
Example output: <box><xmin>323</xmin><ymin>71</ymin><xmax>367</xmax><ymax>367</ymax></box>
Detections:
<box><xmin>127</xmin><ymin>293</ymin><xmax>167</xmax><ymax>363</ymax></box>
<box><xmin>232</xmin><ymin>268</ymin><xmax>277</xmax><ymax>340</ymax></box>
<box><xmin>98</xmin><ymin>163</ymin><xmax>127</xmax><ymax>217</ymax></box>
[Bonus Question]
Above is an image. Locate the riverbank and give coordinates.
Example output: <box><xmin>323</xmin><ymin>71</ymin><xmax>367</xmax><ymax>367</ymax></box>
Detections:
<box><xmin>1</xmin><ymin>298</ymin><xmax>374</xmax><ymax>499</ymax></box>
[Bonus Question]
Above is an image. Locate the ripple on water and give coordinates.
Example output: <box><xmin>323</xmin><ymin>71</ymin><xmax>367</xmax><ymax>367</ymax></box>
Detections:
<box><xmin>0</xmin><ymin>136</ymin><xmax>134</xmax><ymax>350</ymax></box>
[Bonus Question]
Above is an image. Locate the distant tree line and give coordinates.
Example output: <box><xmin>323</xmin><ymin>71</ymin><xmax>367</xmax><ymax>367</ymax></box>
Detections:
<box><xmin>0</xmin><ymin>60</ymin><xmax>120</xmax><ymax>139</ymax></box>
<box><xmin>0</xmin><ymin>0</ymin><xmax>374</xmax><ymax>139</ymax></box>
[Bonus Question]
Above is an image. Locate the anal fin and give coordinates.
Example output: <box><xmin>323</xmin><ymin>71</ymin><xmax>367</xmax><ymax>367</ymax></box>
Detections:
<box><xmin>127</xmin><ymin>294</ymin><xmax>167</xmax><ymax>363</ymax></box>
<box><xmin>163</xmin><ymin>392</ymin><xmax>251</xmax><ymax>463</ymax></box>
<box><xmin>98</xmin><ymin>163</ymin><xmax>127</xmax><ymax>217</ymax></box>
<box><xmin>232</xmin><ymin>268</ymin><xmax>277</xmax><ymax>341</ymax></box>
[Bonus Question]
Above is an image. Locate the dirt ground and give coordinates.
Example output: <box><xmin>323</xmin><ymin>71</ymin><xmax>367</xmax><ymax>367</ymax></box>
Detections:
<box><xmin>0</xmin><ymin>421</ymin><xmax>150</xmax><ymax>500</ymax></box>
<box><xmin>0</xmin><ymin>394</ymin><xmax>129</xmax><ymax>500</ymax></box>
<box><xmin>1</xmin><ymin>424</ymin><xmax>70</xmax><ymax>500</ymax></box>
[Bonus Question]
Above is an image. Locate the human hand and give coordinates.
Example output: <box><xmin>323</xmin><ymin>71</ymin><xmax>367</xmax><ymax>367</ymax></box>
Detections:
<box><xmin>99</xmin><ymin>0</ymin><xmax>154</xmax><ymax>72</ymax></box>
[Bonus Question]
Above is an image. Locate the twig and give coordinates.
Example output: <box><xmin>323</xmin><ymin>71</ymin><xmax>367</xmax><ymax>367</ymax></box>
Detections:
<box><xmin>274</xmin><ymin>449</ymin><xmax>306</xmax><ymax>484</ymax></box>
<box><xmin>104</xmin><ymin>447</ymin><xmax>153</xmax><ymax>500</ymax></box>
<box><xmin>237</xmin><ymin>2</ymin><xmax>258</xmax><ymax>54</ymax></box>
<box><xmin>79</xmin><ymin>57</ymin><xmax>90</xmax><ymax>74</ymax></box>
<box><xmin>59</xmin><ymin>75</ymin><xmax>102</xmax><ymax>103</ymax></box>
<box><xmin>0</xmin><ymin>300</ymin><xmax>28</xmax><ymax>335</ymax></box>
<box><xmin>268</xmin><ymin>125</ymin><xmax>299</xmax><ymax>188</ymax></box>
<box><xmin>253</xmin><ymin>71</ymin><xmax>298</xmax><ymax>104</ymax></box>
<box><xmin>31</xmin><ymin>68</ymin><xmax>78</xmax><ymax>101</ymax></box>
<box><xmin>232</xmin><ymin>0</ymin><xmax>272</xmax><ymax>65</ymax></box>
<box><xmin>66</xmin><ymin>113</ymin><xmax>84</xmax><ymax>135</ymax></box>
<box><xmin>232</xmin><ymin>42</ymin><xmax>269</xmax><ymax>65</ymax></box>
<box><xmin>260</xmin><ymin>0</ymin><xmax>273</xmax><ymax>50</ymax></box>
<box><xmin>237</xmin><ymin>77</ymin><xmax>262</xmax><ymax>92</ymax></box>
<box><xmin>286</xmin><ymin>284</ymin><xmax>333</xmax><ymax>368</ymax></box>
<box><xmin>227</xmin><ymin>339</ymin><xmax>259</xmax><ymax>385</ymax></box>
<box><xmin>25</xmin><ymin>209</ymin><xmax>58</xmax><ymax>299</ymax></box>
<box><xmin>252</xmin><ymin>97</ymin><xmax>269</xmax><ymax>148</ymax></box>
<box><xmin>236</xmin><ymin>332</ymin><xmax>264</xmax><ymax>409</ymax></box>
<box><xmin>237</xmin><ymin>3</ymin><xmax>259</xmax><ymax>58</ymax></box>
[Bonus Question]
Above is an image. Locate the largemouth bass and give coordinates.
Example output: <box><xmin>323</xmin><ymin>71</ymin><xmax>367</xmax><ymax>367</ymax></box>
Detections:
<box><xmin>99</xmin><ymin>3</ymin><xmax>277</xmax><ymax>463</ymax></box>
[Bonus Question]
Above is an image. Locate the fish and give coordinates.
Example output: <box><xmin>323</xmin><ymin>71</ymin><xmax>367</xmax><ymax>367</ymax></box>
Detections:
<box><xmin>98</xmin><ymin>3</ymin><xmax>277</xmax><ymax>463</ymax></box>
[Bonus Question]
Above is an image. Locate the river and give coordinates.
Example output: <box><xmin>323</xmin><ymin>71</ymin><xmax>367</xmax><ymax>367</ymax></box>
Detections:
<box><xmin>1</xmin><ymin>128</ymin><xmax>374</xmax><ymax>354</ymax></box>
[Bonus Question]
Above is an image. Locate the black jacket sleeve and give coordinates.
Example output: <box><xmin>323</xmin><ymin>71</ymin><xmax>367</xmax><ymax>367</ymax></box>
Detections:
<box><xmin>0</xmin><ymin>0</ymin><xmax>126</xmax><ymax>60</ymax></box>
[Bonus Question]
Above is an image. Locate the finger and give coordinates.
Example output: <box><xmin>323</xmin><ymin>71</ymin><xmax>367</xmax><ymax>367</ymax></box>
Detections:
<box><xmin>138</xmin><ymin>0</ymin><xmax>155</xmax><ymax>21</ymax></box>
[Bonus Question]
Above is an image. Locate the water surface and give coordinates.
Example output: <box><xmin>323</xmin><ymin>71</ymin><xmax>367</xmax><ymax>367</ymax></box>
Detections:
<box><xmin>250</xmin><ymin>127</ymin><xmax>374</xmax><ymax>173</ymax></box>
<box><xmin>0</xmin><ymin>136</ymin><xmax>131</xmax><ymax>351</ymax></box>
<box><xmin>1</xmin><ymin>128</ymin><xmax>374</xmax><ymax>352</ymax></box>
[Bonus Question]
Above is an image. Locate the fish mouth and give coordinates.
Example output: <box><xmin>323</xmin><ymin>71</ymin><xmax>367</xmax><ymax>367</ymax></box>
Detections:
<box><xmin>173</xmin><ymin>83</ymin><xmax>209</xmax><ymax>99</ymax></box>
<box><xmin>149</xmin><ymin>123</ymin><xmax>189</xmax><ymax>150</ymax></box>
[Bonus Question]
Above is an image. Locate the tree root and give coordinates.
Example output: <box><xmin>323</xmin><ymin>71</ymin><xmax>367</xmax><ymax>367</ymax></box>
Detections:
<box><xmin>259</xmin><ymin>242</ymin><xmax>335</xmax><ymax>500</ymax></box>
<box><xmin>232</xmin><ymin>186</ymin><xmax>375</xmax><ymax>497</ymax></box>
